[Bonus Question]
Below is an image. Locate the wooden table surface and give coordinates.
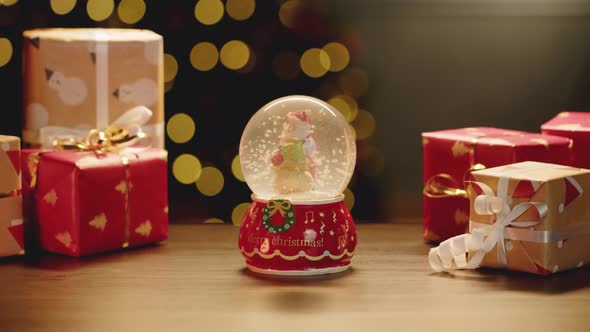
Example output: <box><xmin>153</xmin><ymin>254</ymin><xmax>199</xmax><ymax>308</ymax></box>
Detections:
<box><xmin>1</xmin><ymin>224</ymin><xmax>589</xmax><ymax>332</ymax></box>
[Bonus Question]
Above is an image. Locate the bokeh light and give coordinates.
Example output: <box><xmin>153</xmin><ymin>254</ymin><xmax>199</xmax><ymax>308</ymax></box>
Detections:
<box><xmin>220</xmin><ymin>40</ymin><xmax>250</xmax><ymax>70</ymax></box>
<box><xmin>344</xmin><ymin>187</ymin><xmax>355</xmax><ymax>210</ymax></box>
<box><xmin>87</xmin><ymin>0</ymin><xmax>114</xmax><ymax>22</ymax></box>
<box><xmin>328</xmin><ymin>95</ymin><xmax>358</xmax><ymax>122</ymax></box>
<box><xmin>322</xmin><ymin>42</ymin><xmax>350</xmax><ymax>72</ymax></box>
<box><xmin>164</xmin><ymin>53</ymin><xmax>178</xmax><ymax>82</ymax></box>
<box><xmin>339</xmin><ymin>67</ymin><xmax>369</xmax><ymax>97</ymax></box>
<box><xmin>231</xmin><ymin>155</ymin><xmax>245</xmax><ymax>182</ymax></box>
<box><xmin>300</xmin><ymin>48</ymin><xmax>330</xmax><ymax>78</ymax></box>
<box><xmin>196</xmin><ymin>167</ymin><xmax>224</xmax><ymax>196</ymax></box>
<box><xmin>204</xmin><ymin>218</ymin><xmax>224</xmax><ymax>224</ymax></box>
<box><xmin>272</xmin><ymin>51</ymin><xmax>300</xmax><ymax>80</ymax></box>
<box><xmin>167</xmin><ymin>113</ymin><xmax>196</xmax><ymax>143</ymax></box>
<box><xmin>352</xmin><ymin>110</ymin><xmax>375</xmax><ymax>140</ymax></box>
<box><xmin>117</xmin><ymin>0</ymin><xmax>146</xmax><ymax>24</ymax></box>
<box><xmin>190</xmin><ymin>42</ymin><xmax>219</xmax><ymax>71</ymax></box>
<box><xmin>232</xmin><ymin>203</ymin><xmax>251</xmax><ymax>226</ymax></box>
<box><xmin>50</xmin><ymin>0</ymin><xmax>76</xmax><ymax>15</ymax></box>
<box><xmin>194</xmin><ymin>0</ymin><xmax>224</xmax><ymax>25</ymax></box>
<box><xmin>164</xmin><ymin>80</ymin><xmax>175</xmax><ymax>93</ymax></box>
<box><xmin>172</xmin><ymin>154</ymin><xmax>202</xmax><ymax>184</ymax></box>
<box><xmin>0</xmin><ymin>38</ymin><xmax>13</xmax><ymax>67</ymax></box>
<box><xmin>0</xmin><ymin>0</ymin><xmax>18</xmax><ymax>6</ymax></box>
<box><xmin>278</xmin><ymin>0</ymin><xmax>301</xmax><ymax>28</ymax></box>
<box><xmin>226</xmin><ymin>0</ymin><xmax>255</xmax><ymax>21</ymax></box>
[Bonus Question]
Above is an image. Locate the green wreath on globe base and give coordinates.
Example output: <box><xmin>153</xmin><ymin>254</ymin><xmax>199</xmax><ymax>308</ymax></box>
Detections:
<box><xmin>262</xmin><ymin>199</ymin><xmax>296</xmax><ymax>234</ymax></box>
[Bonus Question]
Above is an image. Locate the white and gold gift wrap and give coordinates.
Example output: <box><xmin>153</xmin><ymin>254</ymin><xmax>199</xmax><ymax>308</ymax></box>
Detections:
<box><xmin>429</xmin><ymin>161</ymin><xmax>590</xmax><ymax>275</ymax></box>
<box><xmin>22</xmin><ymin>28</ymin><xmax>164</xmax><ymax>148</ymax></box>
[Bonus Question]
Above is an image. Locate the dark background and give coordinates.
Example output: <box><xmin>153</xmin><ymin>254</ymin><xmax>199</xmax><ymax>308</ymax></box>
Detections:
<box><xmin>1</xmin><ymin>0</ymin><xmax>590</xmax><ymax>223</ymax></box>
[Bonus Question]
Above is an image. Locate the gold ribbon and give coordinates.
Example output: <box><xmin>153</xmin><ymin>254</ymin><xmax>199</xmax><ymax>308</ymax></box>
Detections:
<box><xmin>29</xmin><ymin>125</ymin><xmax>146</xmax><ymax>249</ymax></box>
<box><xmin>266</xmin><ymin>200</ymin><xmax>292</xmax><ymax>217</ymax></box>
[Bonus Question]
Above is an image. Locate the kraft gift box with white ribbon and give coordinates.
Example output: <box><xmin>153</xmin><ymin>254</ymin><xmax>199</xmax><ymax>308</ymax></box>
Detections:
<box><xmin>430</xmin><ymin>161</ymin><xmax>590</xmax><ymax>275</ymax></box>
<box><xmin>0</xmin><ymin>136</ymin><xmax>24</xmax><ymax>257</ymax></box>
<box><xmin>22</xmin><ymin>28</ymin><xmax>164</xmax><ymax>148</ymax></box>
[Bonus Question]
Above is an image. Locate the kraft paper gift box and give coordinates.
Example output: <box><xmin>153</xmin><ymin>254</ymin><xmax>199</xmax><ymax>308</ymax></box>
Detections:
<box><xmin>422</xmin><ymin>127</ymin><xmax>572</xmax><ymax>243</ymax></box>
<box><xmin>0</xmin><ymin>136</ymin><xmax>24</xmax><ymax>257</ymax></box>
<box><xmin>429</xmin><ymin>161</ymin><xmax>590</xmax><ymax>275</ymax></box>
<box><xmin>22</xmin><ymin>28</ymin><xmax>164</xmax><ymax>148</ymax></box>
<box><xmin>542</xmin><ymin>112</ymin><xmax>590</xmax><ymax>168</ymax></box>
<box><xmin>21</xmin><ymin>147</ymin><xmax>169</xmax><ymax>257</ymax></box>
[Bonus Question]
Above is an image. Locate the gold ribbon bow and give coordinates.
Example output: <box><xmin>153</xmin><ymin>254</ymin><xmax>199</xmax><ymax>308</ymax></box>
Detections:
<box><xmin>266</xmin><ymin>200</ymin><xmax>292</xmax><ymax>217</ymax></box>
<box><xmin>423</xmin><ymin>163</ymin><xmax>486</xmax><ymax>199</ymax></box>
<box><xmin>28</xmin><ymin>123</ymin><xmax>149</xmax><ymax>249</ymax></box>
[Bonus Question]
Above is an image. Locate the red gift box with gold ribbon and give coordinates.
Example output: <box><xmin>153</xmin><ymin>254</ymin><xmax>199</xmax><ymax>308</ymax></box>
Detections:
<box><xmin>0</xmin><ymin>135</ymin><xmax>24</xmax><ymax>258</ymax></box>
<box><xmin>542</xmin><ymin>112</ymin><xmax>590</xmax><ymax>168</ymax></box>
<box><xmin>22</xmin><ymin>147</ymin><xmax>168</xmax><ymax>256</ymax></box>
<box><xmin>422</xmin><ymin>127</ymin><xmax>573</xmax><ymax>243</ymax></box>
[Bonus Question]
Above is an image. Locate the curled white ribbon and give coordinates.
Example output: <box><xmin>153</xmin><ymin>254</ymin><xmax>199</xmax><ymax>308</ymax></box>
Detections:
<box><xmin>38</xmin><ymin>105</ymin><xmax>153</xmax><ymax>148</ymax></box>
<box><xmin>429</xmin><ymin>178</ymin><xmax>548</xmax><ymax>272</ymax></box>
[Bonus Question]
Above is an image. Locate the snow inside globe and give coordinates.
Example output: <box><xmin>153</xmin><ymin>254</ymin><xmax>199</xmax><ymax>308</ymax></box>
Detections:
<box><xmin>239</xmin><ymin>95</ymin><xmax>356</xmax><ymax>202</ymax></box>
<box><xmin>238</xmin><ymin>95</ymin><xmax>358</xmax><ymax>276</ymax></box>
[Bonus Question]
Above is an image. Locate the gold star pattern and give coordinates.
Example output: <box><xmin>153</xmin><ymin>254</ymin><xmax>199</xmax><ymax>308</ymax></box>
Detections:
<box><xmin>319</xmin><ymin>212</ymin><xmax>325</xmax><ymax>218</ymax></box>
<box><xmin>43</xmin><ymin>189</ymin><xmax>58</xmax><ymax>206</ymax></box>
<box><xmin>115</xmin><ymin>180</ymin><xmax>128</xmax><ymax>194</ymax></box>
<box><xmin>89</xmin><ymin>213</ymin><xmax>107</xmax><ymax>231</ymax></box>
<box><xmin>329</xmin><ymin>230</ymin><xmax>335</xmax><ymax>236</ymax></box>
<box><xmin>451</xmin><ymin>141</ymin><xmax>470</xmax><ymax>157</ymax></box>
<box><xmin>164</xmin><ymin>206</ymin><xmax>169</xmax><ymax>214</ymax></box>
<box><xmin>135</xmin><ymin>220</ymin><xmax>152</xmax><ymax>237</ymax></box>
<box><xmin>422</xmin><ymin>137</ymin><xmax>429</xmax><ymax>145</ymax></box>
<box><xmin>55</xmin><ymin>232</ymin><xmax>72</xmax><ymax>248</ymax></box>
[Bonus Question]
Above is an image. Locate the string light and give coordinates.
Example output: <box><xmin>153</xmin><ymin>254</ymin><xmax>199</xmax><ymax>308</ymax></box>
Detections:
<box><xmin>344</xmin><ymin>188</ymin><xmax>355</xmax><ymax>210</ymax></box>
<box><xmin>117</xmin><ymin>0</ymin><xmax>146</xmax><ymax>24</ymax></box>
<box><xmin>278</xmin><ymin>0</ymin><xmax>301</xmax><ymax>28</ymax></box>
<box><xmin>167</xmin><ymin>113</ymin><xmax>196</xmax><ymax>144</ymax></box>
<box><xmin>172</xmin><ymin>154</ymin><xmax>202</xmax><ymax>184</ymax></box>
<box><xmin>328</xmin><ymin>95</ymin><xmax>358</xmax><ymax>123</ymax></box>
<box><xmin>87</xmin><ymin>0</ymin><xmax>114</xmax><ymax>22</ymax></box>
<box><xmin>196</xmin><ymin>167</ymin><xmax>225</xmax><ymax>196</ymax></box>
<box><xmin>231</xmin><ymin>155</ymin><xmax>245</xmax><ymax>182</ymax></box>
<box><xmin>0</xmin><ymin>0</ymin><xmax>18</xmax><ymax>6</ymax></box>
<box><xmin>204</xmin><ymin>218</ymin><xmax>224</xmax><ymax>224</ymax></box>
<box><xmin>164</xmin><ymin>53</ymin><xmax>178</xmax><ymax>83</ymax></box>
<box><xmin>50</xmin><ymin>0</ymin><xmax>76</xmax><ymax>15</ymax></box>
<box><xmin>322</xmin><ymin>42</ymin><xmax>349</xmax><ymax>72</ymax></box>
<box><xmin>194</xmin><ymin>0</ymin><xmax>224</xmax><ymax>25</ymax></box>
<box><xmin>0</xmin><ymin>38</ymin><xmax>13</xmax><ymax>67</ymax></box>
<box><xmin>300</xmin><ymin>48</ymin><xmax>330</xmax><ymax>78</ymax></box>
<box><xmin>226</xmin><ymin>0</ymin><xmax>255</xmax><ymax>21</ymax></box>
<box><xmin>190</xmin><ymin>42</ymin><xmax>219</xmax><ymax>71</ymax></box>
<box><xmin>352</xmin><ymin>110</ymin><xmax>375</xmax><ymax>140</ymax></box>
<box><xmin>232</xmin><ymin>203</ymin><xmax>251</xmax><ymax>226</ymax></box>
<box><xmin>220</xmin><ymin>40</ymin><xmax>250</xmax><ymax>70</ymax></box>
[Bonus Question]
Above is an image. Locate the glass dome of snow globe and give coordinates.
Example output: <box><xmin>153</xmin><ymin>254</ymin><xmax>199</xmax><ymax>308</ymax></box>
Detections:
<box><xmin>239</xmin><ymin>95</ymin><xmax>356</xmax><ymax>202</ymax></box>
<box><xmin>238</xmin><ymin>95</ymin><xmax>357</xmax><ymax>276</ymax></box>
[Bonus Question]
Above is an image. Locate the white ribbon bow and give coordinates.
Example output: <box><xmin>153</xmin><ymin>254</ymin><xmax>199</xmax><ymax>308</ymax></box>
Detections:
<box><xmin>429</xmin><ymin>178</ymin><xmax>548</xmax><ymax>272</ymax></box>
<box><xmin>38</xmin><ymin>106</ymin><xmax>153</xmax><ymax>148</ymax></box>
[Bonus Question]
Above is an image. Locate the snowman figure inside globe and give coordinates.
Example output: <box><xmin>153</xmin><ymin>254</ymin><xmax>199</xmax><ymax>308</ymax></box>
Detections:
<box><xmin>238</xmin><ymin>95</ymin><xmax>357</xmax><ymax>276</ymax></box>
<box><xmin>270</xmin><ymin>110</ymin><xmax>317</xmax><ymax>194</ymax></box>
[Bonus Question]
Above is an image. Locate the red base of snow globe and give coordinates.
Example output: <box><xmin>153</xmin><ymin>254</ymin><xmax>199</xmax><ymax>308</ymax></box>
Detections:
<box><xmin>238</xmin><ymin>194</ymin><xmax>357</xmax><ymax>276</ymax></box>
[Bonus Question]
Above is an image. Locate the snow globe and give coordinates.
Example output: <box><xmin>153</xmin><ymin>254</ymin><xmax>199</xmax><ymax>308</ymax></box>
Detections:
<box><xmin>238</xmin><ymin>95</ymin><xmax>357</xmax><ymax>276</ymax></box>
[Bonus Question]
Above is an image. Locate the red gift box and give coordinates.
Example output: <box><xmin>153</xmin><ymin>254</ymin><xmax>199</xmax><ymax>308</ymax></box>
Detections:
<box><xmin>22</xmin><ymin>147</ymin><xmax>168</xmax><ymax>256</ymax></box>
<box><xmin>541</xmin><ymin>112</ymin><xmax>590</xmax><ymax>168</ymax></box>
<box><xmin>422</xmin><ymin>127</ymin><xmax>572</xmax><ymax>243</ymax></box>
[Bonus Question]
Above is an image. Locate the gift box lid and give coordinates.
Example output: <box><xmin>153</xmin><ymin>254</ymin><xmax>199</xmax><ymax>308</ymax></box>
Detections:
<box><xmin>23</xmin><ymin>28</ymin><xmax>162</xmax><ymax>42</ymax></box>
<box><xmin>422</xmin><ymin>127</ymin><xmax>570</xmax><ymax>147</ymax></box>
<box><xmin>541</xmin><ymin>112</ymin><xmax>590</xmax><ymax>133</ymax></box>
<box><xmin>472</xmin><ymin>161</ymin><xmax>589</xmax><ymax>182</ymax></box>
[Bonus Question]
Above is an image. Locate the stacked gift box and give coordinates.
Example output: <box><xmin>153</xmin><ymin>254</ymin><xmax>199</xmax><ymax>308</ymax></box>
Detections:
<box><xmin>0</xmin><ymin>136</ymin><xmax>24</xmax><ymax>257</ymax></box>
<box><xmin>426</xmin><ymin>112</ymin><xmax>590</xmax><ymax>275</ymax></box>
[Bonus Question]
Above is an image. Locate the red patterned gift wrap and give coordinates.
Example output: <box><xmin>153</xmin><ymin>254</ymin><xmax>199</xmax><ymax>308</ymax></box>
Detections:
<box><xmin>422</xmin><ymin>127</ymin><xmax>572</xmax><ymax>243</ymax></box>
<box><xmin>0</xmin><ymin>135</ymin><xmax>24</xmax><ymax>257</ymax></box>
<box><xmin>21</xmin><ymin>147</ymin><xmax>168</xmax><ymax>256</ymax></box>
<box><xmin>239</xmin><ymin>198</ymin><xmax>357</xmax><ymax>274</ymax></box>
<box><xmin>542</xmin><ymin>112</ymin><xmax>590</xmax><ymax>168</ymax></box>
